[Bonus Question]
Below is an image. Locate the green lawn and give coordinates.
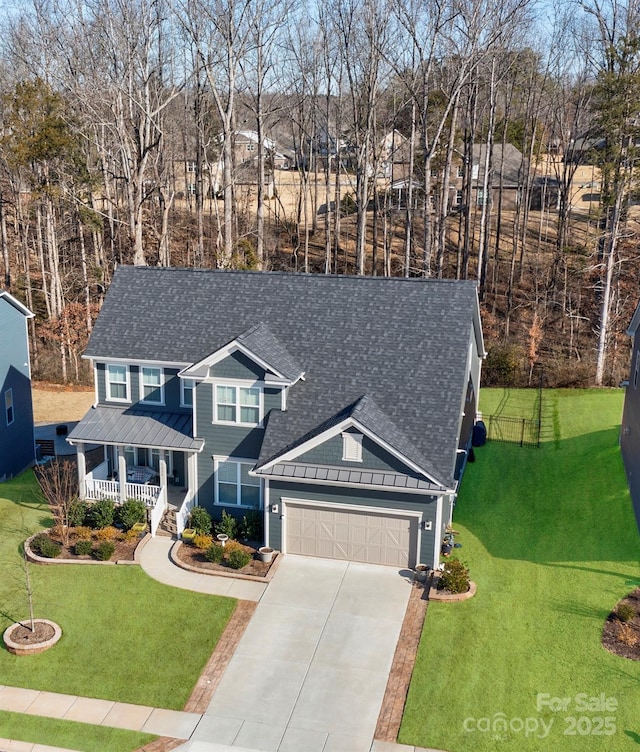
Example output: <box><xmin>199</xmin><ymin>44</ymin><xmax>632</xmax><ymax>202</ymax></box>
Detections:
<box><xmin>0</xmin><ymin>711</ymin><xmax>155</xmax><ymax>752</ymax></box>
<box><xmin>0</xmin><ymin>470</ymin><xmax>236</xmax><ymax>748</ymax></box>
<box><xmin>400</xmin><ymin>388</ymin><xmax>640</xmax><ymax>752</ymax></box>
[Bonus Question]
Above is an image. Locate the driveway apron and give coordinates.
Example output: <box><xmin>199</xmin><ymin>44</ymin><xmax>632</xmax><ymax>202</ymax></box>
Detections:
<box><xmin>188</xmin><ymin>555</ymin><xmax>413</xmax><ymax>752</ymax></box>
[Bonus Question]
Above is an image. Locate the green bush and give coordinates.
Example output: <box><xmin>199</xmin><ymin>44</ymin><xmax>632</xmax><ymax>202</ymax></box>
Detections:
<box><xmin>94</xmin><ymin>541</ymin><xmax>115</xmax><ymax>561</ymax></box>
<box><xmin>226</xmin><ymin>548</ymin><xmax>251</xmax><ymax>570</ymax></box>
<box><xmin>438</xmin><ymin>558</ymin><xmax>470</xmax><ymax>594</ymax></box>
<box><xmin>117</xmin><ymin>499</ymin><xmax>147</xmax><ymax>530</ymax></box>
<box><xmin>74</xmin><ymin>539</ymin><xmax>93</xmax><ymax>556</ymax></box>
<box><xmin>30</xmin><ymin>533</ymin><xmax>62</xmax><ymax>559</ymax></box>
<box><xmin>617</xmin><ymin>603</ymin><xmax>636</xmax><ymax>623</ymax></box>
<box><xmin>239</xmin><ymin>510</ymin><xmax>263</xmax><ymax>541</ymax></box>
<box><xmin>215</xmin><ymin>510</ymin><xmax>238</xmax><ymax>539</ymax></box>
<box><xmin>189</xmin><ymin>506</ymin><xmax>212</xmax><ymax>535</ymax></box>
<box><xmin>205</xmin><ymin>544</ymin><xmax>224</xmax><ymax>563</ymax></box>
<box><xmin>88</xmin><ymin>498</ymin><xmax>116</xmax><ymax>529</ymax></box>
<box><xmin>68</xmin><ymin>498</ymin><xmax>88</xmax><ymax>526</ymax></box>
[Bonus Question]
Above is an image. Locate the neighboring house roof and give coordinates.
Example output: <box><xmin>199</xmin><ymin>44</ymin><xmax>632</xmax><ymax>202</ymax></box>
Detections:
<box><xmin>0</xmin><ymin>291</ymin><xmax>35</xmax><ymax>319</ymax></box>
<box><xmin>85</xmin><ymin>267</ymin><xmax>483</xmax><ymax>488</ymax></box>
<box><xmin>68</xmin><ymin>406</ymin><xmax>204</xmax><ymax>452</ymax></box>
<box><xmin>471</xmin><ymin>143</ymin><xmax>524</xmax><ymax>187</ymax></box>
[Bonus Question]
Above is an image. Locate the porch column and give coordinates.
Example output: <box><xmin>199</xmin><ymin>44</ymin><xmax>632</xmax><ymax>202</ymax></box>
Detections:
<box><xmin>159</xmin><ymin>451</ymin><xmax>168</xmax><ymax>493</ymax></box>
<box><xmin>187</xmin><ymin>453</ymin><xmax>196</xmax><ymax>497</ymax></box>
<box><xmin>117</xmin><ymin>447</ymin><xmax>127</xmax><ymax>504</ymax></box>
<box><xmin>76</xmin><ymin>442</ymin><xmax>86</xmax><ymax>500</ymax></box>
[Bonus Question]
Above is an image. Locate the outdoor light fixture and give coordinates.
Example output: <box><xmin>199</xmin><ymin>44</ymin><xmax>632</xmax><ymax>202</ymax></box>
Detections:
<box><xmin>271</xmin><ymin>504</ymin><xmax>279</xmax><ymax>513</ymax></box>
<box><xmin>422</xmin><ymin>520</ymin><xmax>432</xmax><ymax>531</ymax></box>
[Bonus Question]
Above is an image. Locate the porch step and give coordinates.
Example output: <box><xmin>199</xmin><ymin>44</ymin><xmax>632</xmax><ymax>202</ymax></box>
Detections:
<box><xmin>159</xmin><ymin>506</ymin><xmax>178</xmax><ymax>537</ymax></box>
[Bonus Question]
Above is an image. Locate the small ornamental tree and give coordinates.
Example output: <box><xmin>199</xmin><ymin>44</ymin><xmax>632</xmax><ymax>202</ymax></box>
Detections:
<box><xmin>34</xmin><ymin>459</ymin><xmax>80</xmax><ymax>546</ymax></box>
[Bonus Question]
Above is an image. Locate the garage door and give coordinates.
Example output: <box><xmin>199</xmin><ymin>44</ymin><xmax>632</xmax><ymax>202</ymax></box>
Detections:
<box><xmin>285</xmin><ymin>502</ymin><xmax>418</xmax><ymax>568</ymax></box>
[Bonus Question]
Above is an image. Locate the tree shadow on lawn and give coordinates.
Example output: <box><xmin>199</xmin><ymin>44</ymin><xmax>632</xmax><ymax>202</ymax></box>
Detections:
<box><xmin>455</xmin><ymin>427</ymin><xmax>640</xmax><ymax>566</ymax></box>
<box><xmin>624</xmin><ymin>731</ymin><xmax>640</xmax><ymax>745</ymax></box>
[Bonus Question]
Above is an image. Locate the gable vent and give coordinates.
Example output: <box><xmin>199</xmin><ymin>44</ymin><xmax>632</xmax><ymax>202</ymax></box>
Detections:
<box><xmin>342</xmin><ymin>432</ymin><xmax>363</xmax><ymax>462</ymax></box>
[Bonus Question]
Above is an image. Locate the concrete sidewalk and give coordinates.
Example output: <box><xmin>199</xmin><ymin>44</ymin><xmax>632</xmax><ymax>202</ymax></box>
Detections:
<box><xmin>137</xmin><ymin>538</ymin><xmax>268</xmax><ymax>602</ymax></box>
<box><xmin>0</xmin><ymin>686</ymin><xmax>201</xmax><ymax>739</ymax></box>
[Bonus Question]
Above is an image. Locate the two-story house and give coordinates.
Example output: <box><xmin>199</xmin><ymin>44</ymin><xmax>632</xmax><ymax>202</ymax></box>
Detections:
<box><xmin>68</xmin><ymin>267</ymin><xmax>485</xmax><ymax>569</ymax></box>
<box><xmin>0</xmin><ymin>291</ymin><xmax>35</xmax><ymax>481</ymax></box>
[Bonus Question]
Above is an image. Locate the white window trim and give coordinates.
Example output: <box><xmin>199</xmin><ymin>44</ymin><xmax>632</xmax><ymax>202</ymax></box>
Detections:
<box><xmin>342</xmin><ymin>432</ymin><xmax>363</xmax><ymax>462</ymax></box>
<box><xmin>213</xmin><ymin>381</ymin><xmax>264</xmax><ymax>427</ymax></box>
<box><xmin>106</xmin><ymin>363</ymin><xmax>130</xmax><ymax>403</ymax></box>
<box><xmin>5</xmin><ymin>388</ymin><xmax>14</xmax><ymax>426</ymax></box>
<box><xmin>139</xmin><ymin>366</ymin><xmax>165</xmax><ymax>405</ymax></box>
<box><xmin>181</xmin><ymin>377</ymin><xmax>195</xmax><ymax>408</ymax></box>
<box><xmin>213</xmin><ymin>456</ymin><xmax>263</xmax><ymax>508</ymax></box>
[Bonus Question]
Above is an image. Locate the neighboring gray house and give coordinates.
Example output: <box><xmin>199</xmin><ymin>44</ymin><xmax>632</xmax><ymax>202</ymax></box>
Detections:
<box><xmin>0</xmin><ymin>291</ymin><xmax>35</xmax><ymax>481</ymax></box>
<box><xmin>620</xmin><ymin>302</ymin><xmax>640</xmax><ymax>533</ymax></box>
<box><xmin>68</xmin><ymin>267</ymin><xmax>485</xmax><ymax>569</ymax></box>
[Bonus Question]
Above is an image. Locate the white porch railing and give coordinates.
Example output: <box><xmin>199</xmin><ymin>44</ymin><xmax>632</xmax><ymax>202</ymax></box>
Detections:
<box><xmin>176</xmin><ymin>493</ymin><xmax>196</xmax><ymax>537</ymax></box>
<box><xmin>84</xmin><ymin>478</ymin><xmax>160</xmax><ymax>505</ymax></box>
<box><xmin>149</xmin><ymin>486</ymin><xmax>167</xmax><ymax>537</ymax></box>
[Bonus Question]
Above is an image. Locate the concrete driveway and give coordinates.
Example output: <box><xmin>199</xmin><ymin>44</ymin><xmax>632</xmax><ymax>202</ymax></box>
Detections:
<box><xmin>181</xmin><ymin>555</ymin><xmax>413</xmax><ymax>752</ymax></box>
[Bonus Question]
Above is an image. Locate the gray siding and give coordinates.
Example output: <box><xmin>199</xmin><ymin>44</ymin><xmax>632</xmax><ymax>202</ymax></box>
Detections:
<box><xmin>210</xmin><ymin>351</ymin><xmax>265</xmax><ymax>380</ymax></box>
<box><xmin>267</xmin><ymin>480</ymin><xmax>437</xmax><ymax>565</ymax></box>
<box><xmin>0</xmin><ymin>301</ymin><xmax>34</xmax><ymax>479</ymax></box>
<box><xmin>621</xmin><ymin>336</ymin><xmax>640</xmax><ymax>534</ymax></box>
<box><xmin>296</xmin><ymin>432</ymin><xmax>423</xmax><ymax>477</ymax></box>
<box><xmin>96</xmin><ymin>363</ymin><xmax>187</xmax><ymax>413</ymax></box>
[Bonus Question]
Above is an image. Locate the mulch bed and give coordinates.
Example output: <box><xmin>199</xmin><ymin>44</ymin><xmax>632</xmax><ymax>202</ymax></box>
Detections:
<box><xmin>38</xmin><ymin>529</ymin><xmax>142</xmax><ymax>562</ymax></box>
<box><xmin>7</xmin><ymin>621</ymin><xmax>55</xmax><ymax>644</ymax></box>
<box><xmin>175</xmin><ymin>541</ymin><xmax>273</xmax><ymax>577</ymax></box>
<box><xmin>602</xmin><ymin>587</ymin><xmax>640</xmax><ymax>661</ymax></box>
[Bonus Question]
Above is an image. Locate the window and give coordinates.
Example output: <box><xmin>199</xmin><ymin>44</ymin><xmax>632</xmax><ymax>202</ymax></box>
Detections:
<box><xmin>106</xmin><ymin>364</ymin><xmax>129</xmax><ymax>402</ymax></box>
<box><xmin>216</xmin><ymin>460</ymin><xmax>261</xmax><ymax>506</ymax></box>
<box><xmin>456</xmin><ymin>165</ymin><xmax>464</xmax><ymax>178</ymax></box>
<box><xmin>455</xmin><ymin>190</ymin><xmax>463</xmax><ymax>206</ymax></box>
<box><xmin>430</xmin><ymin>168</ymin><xmax>438</xmax><ymax>178</ymax></box>
<box><xmin>140</xmin><ymin>367</ymin><xmax>163</xmax><ymax>404</ymax></box>
<box><xmin>476</xmin><ymin>188</ymin><xmax>487</xmax><ymax>207</ymax></box>
<box><xmin>342</xmin><ymin>432</ymin><xmax>363</xmax><ymax>462</ymax></box>
<box><xmin>186</xmin><ymin>161</ymin><xmax>196</xmax><ymax>172</ymax></box>
<box><xmin>215</xmin><ymin>384</ymin><xmax>261</xmax><ymax>425</ymax></box>
<box><xmin>5</xmin><ymin>388</ymin><xmax>14</xmax><ymax>426</ymax></box>
<box><xmin>187</xmin><ymin>183</ymin><xmax>197</xmax><ymax>195</ymax></box>
<box><xmin>246</xmin><ymin>142</ymin><xmax>255</xmax><ymax>151</ymax></box>
<box><xmin>181</xmin><ymin>378</ymin><xmax>195</xmax><ymax>407</ymax></box>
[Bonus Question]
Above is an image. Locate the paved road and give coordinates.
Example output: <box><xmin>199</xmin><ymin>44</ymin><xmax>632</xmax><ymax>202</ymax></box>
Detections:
<box><xmin>180</xmin><ymin>555</ymin><xmax>413</xmax><ymax>752</ymax></box>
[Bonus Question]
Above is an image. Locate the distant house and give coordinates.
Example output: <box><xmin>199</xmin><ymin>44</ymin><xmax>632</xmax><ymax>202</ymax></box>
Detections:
<box><xmin>0</xmin><ymin>291</ymin><xmax>35</xmax><ymax>481</ymax></box>
<box><xmin>68</xmin><ymin>267</ymin><xmax>485</xmax><ymax>568</ymax></box>
<box><xmin>620</xmin><ymin>302</ymin><xmax>640</xmax><ymax>532</ymax></box>
<box><xmin>210</xmin><ymin>130</ymin><xmax>288</xmax><ymax>195</ymax></box>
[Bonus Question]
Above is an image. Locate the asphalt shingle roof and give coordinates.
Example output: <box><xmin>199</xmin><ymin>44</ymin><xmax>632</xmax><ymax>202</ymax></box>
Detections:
<box><xmin>85</xmin><ymin>267</ymin><xmax>481</xmax><ymax>488</ymax></box>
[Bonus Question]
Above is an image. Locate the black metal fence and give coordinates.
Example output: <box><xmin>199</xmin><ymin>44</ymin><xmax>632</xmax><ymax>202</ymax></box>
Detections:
<box><xmin>485</xmin><ymin>414</ymin><xmax>541</xmax><ymax>447</ymax></box>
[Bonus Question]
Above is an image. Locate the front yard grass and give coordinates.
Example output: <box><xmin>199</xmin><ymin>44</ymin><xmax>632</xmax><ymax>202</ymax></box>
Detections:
<box><xmin>400</xmin><ymin>388</ymin><xmax>640</xmax><ymax>752</ymax></box>
<box><xmin>0</xmin><ymin>711</ymin><xmax>155</xmax><ymax>752</ymax></box>
<box><xmin>0</xmin><ymin>471</ymin><xmax>236</xmax><ymax>712</ymax></box>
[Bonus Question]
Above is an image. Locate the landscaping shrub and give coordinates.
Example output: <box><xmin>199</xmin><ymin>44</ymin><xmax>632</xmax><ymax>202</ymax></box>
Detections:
<box><xmin>123</xmin><ymin>528</ymin><xmax>140</xmax><ymax>543</ymax></box>
<box><xmin>239</xmin><ymin>510</ymin><xmax>263</xmax><ymax>541</ymax></box>
<box><xmin>68</xmin><ymin>498</ymin><xmax>88</xmax><ymax>527</ymax></box>
<box><xmin>88</xmin><ymin>498</ymin><xmax>116</xmax><ymax>529</ymax></box>
<box><xmin>617</xmin><ymin>622</ymin><xmax>639</xmax><ymax>647</ymax></box>
<box><xmin>223</xmin><ymin>539</ymin><xmax>242</xmax><ymax>555</ymax></box>
<box><xmin>117</xmin><ymin>499</ymin><xmax>147</xmax><ymax>530</ymax></box>
<box><xmin>48</xmin><ymin>525</ymin><xmax>66</xmax><ymax>542</ymax></box>
<box><xmin>94</xmin><ymin>541</ymin><xmax>116</xmax><ymax>561</ymax></box>
<box><xmin>74</xmin><ymin>526</ymin><xmax>93</xmax><ymax>540</ymax></box>
<box><xmin>215</xmin><ymin>510</ymin><xmax>238</xmax><ymax>539</ymax></box>
<box><xmin>30</xmin><ymin>533</ymin><xmax>62</xmax><ymax>559</ymax></box>
<box><xmin>95</xmin><ymin>525</ymin><xmax>119</xmax><ymax>541</ymax></box>
<box><xmin>189</xmin><ymin>506</ymin><xmax>212</xmax><ymax>535</ymax></box>
<box><xmin>193</xmin><ymin>534</ymin><xmax>213</xmax><ymax>550</ymax></box>
<box><xmin>205</xmin><ymin>544</ymin><xmax>224</xmax><ymax>563</ymax></box>
<box><xmin>438</xmin><ymin>558</ymin><xmax>470</xmax><ymax>594</ymax></box>
<box><xmin>617</xmin><ymin>603</ymin><xmax>636</xmax><ymax>623</ymax></box>
<box><xmin>74</xmin><ymin>539</ymin><xmax>93</xmax><ymax>556</ymax></box>
<box><xmin>226</xmin><ymin>547</ymin><xmax>251</xmax><ymax>570</ymax></box>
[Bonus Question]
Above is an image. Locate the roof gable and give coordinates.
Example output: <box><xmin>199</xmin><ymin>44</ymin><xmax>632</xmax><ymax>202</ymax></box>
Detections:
<box><xmin>0</xmin><ymin>291</ymin><xmax>34</xmax><ymax>319</ymax></box>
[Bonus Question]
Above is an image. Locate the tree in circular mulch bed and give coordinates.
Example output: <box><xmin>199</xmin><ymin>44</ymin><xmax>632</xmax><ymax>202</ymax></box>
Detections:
<box><xmin>602</xmin><ymin>588</ymin><xmax>640</xmax><ymax>661</ymax></box>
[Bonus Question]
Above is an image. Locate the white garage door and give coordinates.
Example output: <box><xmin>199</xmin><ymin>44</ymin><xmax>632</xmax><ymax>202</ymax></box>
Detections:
<box><xmin>285</xmin><ymin>502</ymin><xmax>418</xmax><ymax>568</ymax></box>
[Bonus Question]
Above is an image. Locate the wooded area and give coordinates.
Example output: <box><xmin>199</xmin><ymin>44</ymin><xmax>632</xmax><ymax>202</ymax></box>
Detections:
<box><xmin>0</xmin><ymin>0</ymin><xmax>639</xmax><ymax>387</ymax></box>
